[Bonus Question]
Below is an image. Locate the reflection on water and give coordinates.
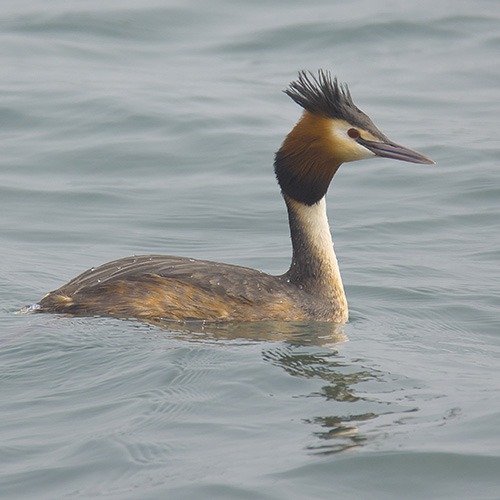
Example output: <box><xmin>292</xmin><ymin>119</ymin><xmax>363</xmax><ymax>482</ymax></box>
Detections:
<box><xmin>306</xmin><ymin>414</ymin><xmax>376</xmax><ymax>454</ymax></box>
<box><xmin>157</xmin><ymin>319</ymin><xmax>389</xmax><ymax>455</ymax></box>
<box><xmin>262</xmin><ymin>342</ymin><xmax>379</xmax><ymax>454</ymax></box>
<box><xmin>13</xmin><ymin>314</ymin><xmax>418</xmax><ymax>457</ymax></box>
<box><xmin>154</xmin><ymin>318</ymin><xmax>348</xmax><ymax>346</ymax></box>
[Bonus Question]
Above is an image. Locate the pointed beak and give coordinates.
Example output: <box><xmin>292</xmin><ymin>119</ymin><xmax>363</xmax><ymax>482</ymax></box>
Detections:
<box><xmin>358</xmin><ymin>137</ymin><xmax>435</xmax><ymax>165</ymax></box>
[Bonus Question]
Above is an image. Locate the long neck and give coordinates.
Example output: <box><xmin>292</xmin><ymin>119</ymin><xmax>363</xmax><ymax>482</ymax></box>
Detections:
<box><xmin>283</xmin><ymin>194</ymin><xmax>347</xmax><ymax>317</ymax></box>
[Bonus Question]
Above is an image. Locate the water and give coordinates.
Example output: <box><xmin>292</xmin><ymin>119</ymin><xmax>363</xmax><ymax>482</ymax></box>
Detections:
<box><xmin>1</xmin><ymin>0</ymin><xmax>500</xmax><ymax>498</ymax></box>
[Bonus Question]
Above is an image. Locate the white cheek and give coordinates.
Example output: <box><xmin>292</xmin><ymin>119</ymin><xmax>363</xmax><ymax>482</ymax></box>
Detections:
<box><xmin>330</xmin><ymin>125</ymin><xmax>376</xmax><ymax>162</ymax></box>
<box><xmin>351</xmin><ymin>143</ymin><xmax>376</xmax><ymax>161</ymax></box>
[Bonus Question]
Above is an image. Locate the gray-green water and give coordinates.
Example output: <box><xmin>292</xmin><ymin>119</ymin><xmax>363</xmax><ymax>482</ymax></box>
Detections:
<box><xmin>2</xmin><ymin>0</ymin><xmax>500</xmax><ymax>498</ymax></box>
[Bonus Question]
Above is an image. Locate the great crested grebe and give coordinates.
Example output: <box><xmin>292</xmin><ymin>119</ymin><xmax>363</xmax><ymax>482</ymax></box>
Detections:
<box><xmin>24</xmin><ymin>70</ymin><xmax>434</xmax><ymax>323</ymax></box>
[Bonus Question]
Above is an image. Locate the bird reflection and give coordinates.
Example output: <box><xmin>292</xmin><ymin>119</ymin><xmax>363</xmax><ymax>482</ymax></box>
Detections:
<box><xmin>261</xmin><ymin>339</ymin><xmax>379</xmax><ymax>454</ymax></box>
<box><xmin>152</xmin><ymin>319</ymin><xmax>383</xmax><ymax>455</ymax></box>
<box><xmin>151</xmin><ymin>318</ymin><xmax>348</xmax><ymax>346</ymax></box>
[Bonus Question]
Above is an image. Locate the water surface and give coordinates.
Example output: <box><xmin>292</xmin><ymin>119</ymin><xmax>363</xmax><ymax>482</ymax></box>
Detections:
<box><xmin>1</xmin><ymin>1</ymin><xmax>500</xmax><ymax>499</ymax></box>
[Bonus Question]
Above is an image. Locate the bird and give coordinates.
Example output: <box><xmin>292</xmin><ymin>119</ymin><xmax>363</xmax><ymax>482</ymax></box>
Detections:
<box><xmin>23</xmin><ymin>70</ymin><xmax>434</xmax><ymax>324</ymax></box>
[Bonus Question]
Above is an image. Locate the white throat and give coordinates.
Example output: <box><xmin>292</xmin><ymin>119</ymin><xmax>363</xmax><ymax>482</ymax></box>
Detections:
<box><xmin>285</xmin><ymin>196</ymin><xmax>345</xmax><ymax>293</ymax></box>
<box><xmin>293</xmin><ymin>198</ymin><xmax>336</xmax><ymax>261</ymax></box>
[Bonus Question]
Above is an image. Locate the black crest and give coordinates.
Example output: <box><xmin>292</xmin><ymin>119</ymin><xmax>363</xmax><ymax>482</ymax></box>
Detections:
<box><xmin>285</xmin><ymin>70</ymin><xmax>374</xmax><ymax>130</ymax></box>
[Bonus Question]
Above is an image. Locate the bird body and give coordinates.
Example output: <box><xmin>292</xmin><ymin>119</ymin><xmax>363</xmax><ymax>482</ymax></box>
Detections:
<box><xmin>33</xmin><ymin>195</ymin><xmax>348</xmax><ymax>322</ymax></box>
<box><xmin>25</xmin><ymin>71</ymin><xmax>433</xmax><ymax>323</ymax></box>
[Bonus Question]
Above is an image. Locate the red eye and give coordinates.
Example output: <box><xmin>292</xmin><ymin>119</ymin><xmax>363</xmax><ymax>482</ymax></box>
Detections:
<box><xmin>347</xmin><ymin>128</ymin><xmax>359</xmax><ymax>139</ymax></box>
